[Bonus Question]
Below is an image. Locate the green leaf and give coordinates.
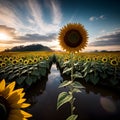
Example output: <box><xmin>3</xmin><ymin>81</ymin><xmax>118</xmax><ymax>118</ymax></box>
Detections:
<box><xmin>72</xmin><ymin>107</ymin><xmax>76</xmax><ymax>112</ymax></box>
<box><xmin>71</xmin><ymin>81</ymin><xmax>85</xmax><ymax>89</ymax></box>
<box><xmin>25</xmin><ymin>77</ymin><xmax>33</xmax><ymax>86</ymax></box>
<box><xmin>8</xmin><ymin>73</ymin><xmax>19</xmax><ymax>80</ymax></box>
<box><xmin>64</xmin><ymin>60</ymin><xmax>70</xmax><ymax>65</ymax></box>
<box><xmin>59</xmin><ymin>80</ymin><xmax>73</xmax><ymax>88</ymax></box>
<box><xmin>21</xmin><ymin>69</ymin><xmax>28</xmax><ymax>75</ymax></box>
<box><xmin>63</xmin><ymin>67</ymin><xmax>72</xmax><ymax>74</ymax></box>
<box><xmin>31</xmin><ymin>70</ymin><xmax>40</xmax><ymax>76</ymax></box>
<box><xmin>83</xmin><ymin>71</ymin><xmax>88</xmax><ymax>77</ymax></box>
<box><xmin>71</xmin><ymin>73</ymin><xmax>83</xmax><ymax>79</ymax></box>
<box><xmin>74</xmin><ymin>62</ymin><xmax>79</xmax><ymax>66</ymax></box>
<box><xmin>72</xmin><ymin>88</ymin><xmax>81</xmax><ymax>93</ymax></box>
<box><xmin>85</xmin><ymin>74</ymin><xmax>90</xmax><ymax>82</ymax></box>
<box><xmin>16</xmin><ymin>76</ymin><xmax>26</xmax><ymax>85</ymax></box>
<box><xmin>40</xmin><ymin>68</ymin><xmax>46</xmax><ymax>76</ymax></box>
<box><xmin>91</xmin><ymin>76</ymin><xmax>99</xmax><ymax>85</ymax></box>
<box><xmin>89</xmin><ymin>72</ymin><xmax>98</xmax><ymax>85</ymax></box>
<box><xmin>66</xmin><ymin>115</ymin><xmax>78</xmax><ymax>120</ymax></box>
<box><xmin>29</xmin><ymin>67</ymin><xmax>34</xmax><ymax>70</ymax></box>
<box><xmin>31</xmin><ymin>76</ymin><xmax>37</xmax><ymax>83</ymax></box>
<box><xmin>89</xmin><ymin>69</ymin><xmax>94</xmax><ymax>73</ymax></box>
<box><xmin>39</xmin><ymin>62</ymin><xmax>47</xmax><ymax>68</ymax></box>
<box><xmin>57</xmin><ymin>92</ymin><xmax>73</xmax><ymax>109</ymax></box>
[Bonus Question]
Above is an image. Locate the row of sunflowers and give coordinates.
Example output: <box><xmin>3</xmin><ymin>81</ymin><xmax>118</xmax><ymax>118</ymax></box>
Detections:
<box><xmin>56</xmin><ymin>52</ymin><xmax>120</xmax><ymax>88</ymax></box>
<box><xmin>0</xmin><ymin>53</ymin><xmax>54</xmax><ymax>88</ymax></box>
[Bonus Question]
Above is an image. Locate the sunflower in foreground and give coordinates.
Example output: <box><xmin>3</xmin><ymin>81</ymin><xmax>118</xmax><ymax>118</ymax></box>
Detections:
<box><xmin>0</xmin><ymin>79</ymin><xmax>32</xmax><ymax>120</ymax></box>
<box><xmin>58</xmin><ymin>23</ymin><xmax>88</xmax><ymax>52</ymax></box>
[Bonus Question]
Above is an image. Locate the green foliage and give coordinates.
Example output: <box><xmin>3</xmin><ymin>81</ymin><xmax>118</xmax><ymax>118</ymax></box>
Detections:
<box><xmin>66</xmin><ymin>115</ymin><xmax>78</xmax><ymax>120</ymax></box>
<box><xmin>59</xmin><ymin>80</ymin><xmax>73</xmax><ymax>88</ymax></box>
<box><xmin>0</xmin><ymin>56</ymin><xmax>51</xmax><ymax>88</ymax></box>
<box><xmin>57</xmin><ymin>92</ymin><xmax>73</xmax><ymax>109</ymax></box>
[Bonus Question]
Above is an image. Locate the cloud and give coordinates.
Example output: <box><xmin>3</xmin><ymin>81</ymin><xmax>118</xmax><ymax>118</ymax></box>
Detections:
<box><xmin>89</xmin><ymin>30</ymin><xmax>120</xmax><ymax>46</ymax></box>
<box><xmin>0</xmin><ymin>24</ymin><xmax>58</xmax><ymax>48</ymax></box>
<box><xmin>0</xmin><ymin>25</ymin><xmax>16</xmax><ymax>37</ymax></box>
<box><xmin>15</xmin><ymin>33</ymin><xmax>57</xmax><ymax>42</ymax></box>
<box><xmin>0</xmin><ymin>0</ymin><xmax>62</xmax><ymax>34</ymax></box>
<box><xmin>0</xmin><ymin>0</ymin><xmax>62</xmax><ymax>51</ymax></box>
<box><xmin>89</xmin><ymin>15</ymin><xmax>105</xmax><ymax>21</ymax></box>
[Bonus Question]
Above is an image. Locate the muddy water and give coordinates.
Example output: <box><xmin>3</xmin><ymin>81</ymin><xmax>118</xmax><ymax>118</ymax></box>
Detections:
<box><xmin>26</xmin><ymin>64</ymin><xmax>120</xmax><ymax>120</ymax></box>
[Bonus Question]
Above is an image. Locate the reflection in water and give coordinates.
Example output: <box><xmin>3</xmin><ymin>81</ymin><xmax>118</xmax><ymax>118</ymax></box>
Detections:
<box><xmin>26</xmin><ymin>64</ymin><xmax>120</xmax><ymax>120</ymax></box>
<box><xmin>100</xmin><ymin>97</ymin><xmax>116</xmax><ymax>113</ymax></box>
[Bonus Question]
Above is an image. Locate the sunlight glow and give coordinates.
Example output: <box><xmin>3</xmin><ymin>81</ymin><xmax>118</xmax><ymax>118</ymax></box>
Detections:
<box><xmin>0</xmin><ymin>33</ymin><xmax>11</xmax><ymax>40</ymax></box>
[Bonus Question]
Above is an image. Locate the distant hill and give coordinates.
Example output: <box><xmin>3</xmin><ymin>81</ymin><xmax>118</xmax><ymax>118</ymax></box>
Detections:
<box><xmin>4</xmin><ymin>44</ymin><xmax>52</xmax><ymax>52</ymax></box>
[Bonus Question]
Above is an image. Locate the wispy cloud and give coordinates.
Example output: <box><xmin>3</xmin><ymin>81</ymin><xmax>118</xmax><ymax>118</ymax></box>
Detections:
<box><xmin>0</xmin><ymin>0</ymin><xmax>62</xmax><ymax>34</ymax></box>
<box><xmin>27</xmin><ymin>0</ymin><xmax>62</xmax><ymax>34</ymax></box>
<box><xmin>89</xmin><ymin>15</ymin><xmax>105</xmax><ymax>21</ymax></box>
<box><xmin>89</xmin><ymin>29</ymin><xmax>120</xmax><ymax>48</ymax></box>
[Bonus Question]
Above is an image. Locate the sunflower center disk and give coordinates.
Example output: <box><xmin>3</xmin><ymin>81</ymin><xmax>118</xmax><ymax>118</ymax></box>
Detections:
<box><xmin>0</xmin><ymin>96</ymin><xmax>10</xmax><ymax>120</ymax></box>
<box><xmin>64</xmin><ymin>30</ymin><xmax>83</xmax><ymax>48</ymax></box>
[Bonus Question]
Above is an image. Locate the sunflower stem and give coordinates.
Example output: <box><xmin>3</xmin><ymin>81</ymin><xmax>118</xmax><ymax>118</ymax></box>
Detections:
<box><xmin>114</xmin><ymin>66</ymin><xmax>116</xmax><ymax>80</ymax></box>
<box><xmin>70</xmin><ymin>52</ymin><xmax>74</xmax><ymax>81</ymax></box>
<box><xmin>70</xmin><ymin>52</ymin><xmax>74</xmax><ymax>115</ymax></box>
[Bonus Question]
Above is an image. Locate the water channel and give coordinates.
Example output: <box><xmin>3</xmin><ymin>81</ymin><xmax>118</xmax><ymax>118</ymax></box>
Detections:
<box><xmin>26</xmin><ymin>64</ymin><xmax>120</xmax><ymax>120</ymax></box>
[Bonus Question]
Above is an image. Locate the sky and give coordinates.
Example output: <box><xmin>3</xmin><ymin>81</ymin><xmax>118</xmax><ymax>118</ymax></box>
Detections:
<box><xmin>0</xmin><ymin>0</ymin><xmax>120</xmax><ymax>52</ymax></box>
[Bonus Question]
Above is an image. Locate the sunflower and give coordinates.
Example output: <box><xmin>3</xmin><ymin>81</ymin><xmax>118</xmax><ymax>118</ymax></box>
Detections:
<box><xmin>39</xmin><ymin>57</ymin><xmax>43</xmax><ymax>61</ymax></box>
<box><xmin>0</xmin><ymin>60</ymin><xmax>3</xmax><ymax>64</ymax></box>
<box><xmin>9</xmin><ymin>57</ymin><xmax>13</xmax><ymax>62</ymax></box>
<box><xmin>86</xmin><ymin>57</ymin><xmax>91</xmax><ymax>62</ymax></box>
<box><xmin>4</xmin><ymin>57</ymin><xmax>8</xmax><ymax>62</ymax></box>
<box><xmin>0</xmin><ymin>79</ymin><xmax>32</xmax><ymax>120</ymax></box>
<box><xmin>12</xmin><ymin>60</ymin><xmax>18</xmax><ymax>65</ymax></box>
<box><xmin>92</xmin><ymin>56</ymin><xmax>98</xmax><ymax>61</ymax></box>
<box><xmin>28</xmin><ymin>59</ymin><xmax>33</xmax><ymax>64</ymax></box>
<box><xmin>58</xmin><ymin>23</ymin><xmax>88</xmax><ymax>52</ymax></box>
<box><xmin>19</xmin><ymin>59</ymin><xmax>23</xmax><ymax>63</ymax></box>
<box><xmin>102</xmin><ymin>57</ymin><xmax>107</xmax><ymax>63</ymax></box>
<box><xmin>110</xmin><ymin>59</ymin><xmax>118</xmax><ymax>66</ymax></box>
<box><xmin>1</xmin><ymin>63</ymin><xmax>6</xmax><ymax>67</ymax></box>
<box><xmin>33</xmin><ymin>58</ymin><xmax>37</xmax><ymax>63</ymax></box>
<box><xmin>24</xmin><ymin>60</ymin><xmax>28</xmax><ymax>65</ymax></box>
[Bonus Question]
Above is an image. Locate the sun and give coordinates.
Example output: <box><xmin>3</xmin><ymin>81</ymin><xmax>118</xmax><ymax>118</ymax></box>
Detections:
<box><xmin>0</xmin><ymin>33</ymin><xmax>11</xmax><ymax>40</ymax></box>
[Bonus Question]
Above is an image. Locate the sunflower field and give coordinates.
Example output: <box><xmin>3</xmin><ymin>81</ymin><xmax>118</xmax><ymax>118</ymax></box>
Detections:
<box><xmin>0</xmin><ymin>52</ymin><xmax>54</xmax><ymax>88</ymax></box>
<box><xmin>0</xmin><ymin>51</ymin><xmax>120</xmax><ymax>120</ymax></box>
<box><xmin>56</xmin><ymin>52</ymin><xmax>120</xmax><ymax>88</ymax></box>
<box><xmin>0</xmin><ymin>23</ymin><xmax>120</xmax><ymax>120</ymax></box>
<box><xmin>1</xmin><ymin>51</ymin><xmax>119</xmax><ymax>89</ymax></box>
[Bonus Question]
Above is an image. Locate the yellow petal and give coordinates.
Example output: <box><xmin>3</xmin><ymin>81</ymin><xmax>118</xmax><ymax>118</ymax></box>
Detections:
<box><xmin>21</xmin><ymin>103</ymin><xmax>31</xmax><ymax>108</ymax></box>
<box><xmin>20</xmin><ymin>110</ymin><xmax>32</xmax><ymax>118</ymax></box>
<box><xmin>20</xmin><ymin>92</ymin><xmax>25</xmax><ymax>98</ymax></box>
<box><xmin>12</xmin><ymin>88</ymin><xmax>24</xmax><ymax>94</ymax></box>
<box><xmin>10</xmin><ymin>103</ymin><xmax>21</xmax><ymax>109</ymax></box>
<box><xmin>0</xmin><ymin>79</ymin><xmax>5</xmax><ymax>92</ymax></box>
<box><xmin>10</xmin><ymin>109</ymin><xmax>24</xmax><ymax>118</ymax></box>
<box><xmin>7</xmin><ymin>92</ymin><xmax>20</xmax><ymax>104</ymax></box>
<box><xmin>6</xmin><ymin>81</ymin><xmax>15</xmax><ymax>92</ymax></box>
<box><xmin>3</xmin><ymin>81</ymin><xmax>15</xmax><ymax>98</ymax></box>
<box><xmin>8</xmin><ymin>114</ymin><xmax>23</xmax><ymax>120</ymax></box>
<box><xmin>23</xmin><ymin>118</ymin><xmax>28</xmax><ymax>120</ymax></box>
<box><xmin>18</xmin><ymin>98</ymin><xmax>26</xmax><ymax>104</ymax></box>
